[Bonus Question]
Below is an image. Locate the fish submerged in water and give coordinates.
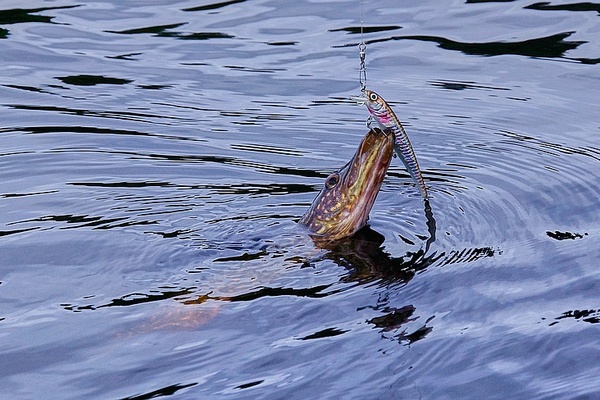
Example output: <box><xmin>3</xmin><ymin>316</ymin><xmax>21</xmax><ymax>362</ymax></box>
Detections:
<box><xmin>300</xmin><ymin>128</ymin><xmax>393</xmax><ymax>242</ymax></box>
<box><xmin>355</xmin><ymin>90</ymin><xmax>428</xmax><ymax>199</ymax></box>
<box><xmin>137</xmin><ymin>128</ymin><xmax>439</xmax><ymax>331</ymax></box>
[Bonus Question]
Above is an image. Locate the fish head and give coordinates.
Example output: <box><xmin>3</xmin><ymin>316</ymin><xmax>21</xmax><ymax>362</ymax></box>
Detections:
<box><xmin>300</xmin><ymin>128</ymin><xmax>393</xmax><ymax>242</ymax></box>
<box><xmin>353</xmin><ymin>90</ymin><xmax>390</xmax><ymax>128</ymax></box>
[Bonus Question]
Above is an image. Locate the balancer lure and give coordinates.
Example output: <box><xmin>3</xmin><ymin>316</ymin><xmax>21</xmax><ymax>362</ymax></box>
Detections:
<box><xmin>356</xmin><ymin>90</ymin><xmax>428</xmax><ymax>199</ymax></box>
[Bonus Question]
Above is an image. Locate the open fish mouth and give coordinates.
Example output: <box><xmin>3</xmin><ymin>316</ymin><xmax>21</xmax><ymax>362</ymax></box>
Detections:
<box><xmin>300</xmin><ymin>128</ymin><xmax>394</xmax><ymax>242</ymax></box>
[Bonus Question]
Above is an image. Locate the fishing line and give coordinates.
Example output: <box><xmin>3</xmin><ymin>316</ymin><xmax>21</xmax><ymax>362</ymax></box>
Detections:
<box><xmin>359</xmin><ymin>0</ymin><xmax>367</xmax><ymax>92</ymax></box>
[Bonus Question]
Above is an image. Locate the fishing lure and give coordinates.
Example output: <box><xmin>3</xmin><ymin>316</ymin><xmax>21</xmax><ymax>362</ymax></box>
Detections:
<box><xmin>356</xmin><ymin>89</ymin><xmax>428</xmax><ymax>199</ymax></box>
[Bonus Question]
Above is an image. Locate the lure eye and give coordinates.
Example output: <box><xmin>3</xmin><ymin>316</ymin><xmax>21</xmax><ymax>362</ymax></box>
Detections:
<box><xmin>369</xmin><ymin>92</ymin><xmax>378</xmax><ymax>101</ymax></box>
<box><xmin>325</xmin><ymin>173</ymin><xmax>340</xmax><ymax>189</ymax></box>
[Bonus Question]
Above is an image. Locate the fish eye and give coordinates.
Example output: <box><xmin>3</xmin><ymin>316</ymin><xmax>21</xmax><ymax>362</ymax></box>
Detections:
<box><xmin>369</xmin><ymin>92</ymin><xmax>378</xmax><ymax>101</ymax></box>
<box><xmin>325</xmin><ymin>173</ymin><xmax>340</xmax><ymax>189</ymax></box>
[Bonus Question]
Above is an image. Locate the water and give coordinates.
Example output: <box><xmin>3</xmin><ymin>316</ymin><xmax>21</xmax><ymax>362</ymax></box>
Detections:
<box><xmin>1</xmin><ymin>0</ymin><xmax>599</xmax><ymax>398</ymax></box>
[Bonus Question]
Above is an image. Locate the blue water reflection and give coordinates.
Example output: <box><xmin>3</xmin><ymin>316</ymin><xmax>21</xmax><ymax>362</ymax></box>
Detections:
<box><xmin>1</xmin><ymin>0</ymin><xmax>600</xmax><ymax>399</ymax></box>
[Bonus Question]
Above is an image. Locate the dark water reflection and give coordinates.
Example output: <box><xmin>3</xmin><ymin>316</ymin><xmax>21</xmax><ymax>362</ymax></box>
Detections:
<box><xmin>1</xmin><ymin>0</ymin><xmax>600</xmax><ymax>399</ymax></box>
<box><xmin>340</xmin><ymin>31</ymin><xmax>590</xmax><ymax>59</ymax></box>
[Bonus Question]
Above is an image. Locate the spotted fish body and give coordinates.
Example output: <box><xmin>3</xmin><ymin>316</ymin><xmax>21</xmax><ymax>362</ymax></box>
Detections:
<box><xmin>359</xmin><ymin>90</ymin><xmax>428</xmax><ymax>199</ymax></box>
<box><xmin>300</xmin><ymin>128</ymin><xmax>394</xmax><ymax>242</ymax></box>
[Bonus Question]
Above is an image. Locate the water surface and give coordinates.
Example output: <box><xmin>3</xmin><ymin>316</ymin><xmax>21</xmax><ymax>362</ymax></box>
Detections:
<box><xmin>1</xmin><ymin>1</ymin><xmax>600</xmax><ymax>399</ymax></box>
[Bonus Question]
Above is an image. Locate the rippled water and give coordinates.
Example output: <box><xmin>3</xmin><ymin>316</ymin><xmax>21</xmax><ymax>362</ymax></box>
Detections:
<box><xmin>1</xmin><ymin>1</ymin><xmax>600</xmax><ymax>399</ymax></box>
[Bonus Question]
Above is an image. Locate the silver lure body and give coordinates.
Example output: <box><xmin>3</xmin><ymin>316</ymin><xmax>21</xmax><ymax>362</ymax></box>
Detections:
<box><xmin>356</xmin><ymin>90</ymin><xmax>428</xmax><ymax>199</ymax></box>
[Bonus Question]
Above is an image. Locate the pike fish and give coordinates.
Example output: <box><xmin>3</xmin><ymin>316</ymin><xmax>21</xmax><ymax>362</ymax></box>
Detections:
<box><xmin>300</xmin><ymin>128</ymin><xmax>393</xmax><ymax>242</ymax></box>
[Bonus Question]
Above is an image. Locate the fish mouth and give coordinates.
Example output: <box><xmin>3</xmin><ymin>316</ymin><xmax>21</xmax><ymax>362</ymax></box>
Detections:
<box><xmin>343</xmin><ymin>128</ymin><xmax>394</xmax><ymax>225</ymax></box>
<box><xmin>300</xmin><ymin>128</ymin><xmax>393</xmax><ymax>242</ymax></box>
<box><xmin>310</xmin><ymin>128</ymin><xmax>393</xmax><ymax>242</ymax></box>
